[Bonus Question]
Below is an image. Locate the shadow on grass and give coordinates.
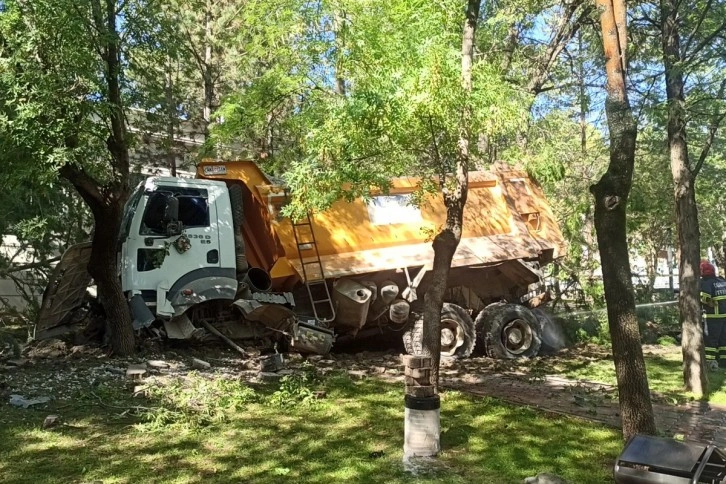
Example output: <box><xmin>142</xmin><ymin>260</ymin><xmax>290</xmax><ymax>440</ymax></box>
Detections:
<box><xmin>0</xmin><ymin>368</ymin><xmax>622</xmax><ymax>484</ymax></box>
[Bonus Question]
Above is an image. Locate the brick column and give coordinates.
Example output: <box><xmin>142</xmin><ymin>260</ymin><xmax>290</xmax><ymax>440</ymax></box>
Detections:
<box><xmin>402</xmin><ymin>355</ymin><xmax>440</xmax><ymax>458</ymax></box>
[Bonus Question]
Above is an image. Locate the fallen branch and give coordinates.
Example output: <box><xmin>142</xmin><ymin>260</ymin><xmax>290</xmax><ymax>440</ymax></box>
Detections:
<box><xmin>199</xmin><ymin>320</ymin><xmax>248</xmax><ymax>358</ymax></box>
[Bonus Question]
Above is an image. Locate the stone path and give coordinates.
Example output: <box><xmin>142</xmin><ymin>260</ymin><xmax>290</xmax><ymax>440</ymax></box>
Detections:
<box><xmin>441</xmin><ymin>370</ymin><xmax>726</xmax><ymax>447</ymax></box>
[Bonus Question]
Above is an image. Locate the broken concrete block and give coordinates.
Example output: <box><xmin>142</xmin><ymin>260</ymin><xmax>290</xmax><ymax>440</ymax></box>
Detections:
<box><xmin>9</xmin><ymin>394</ymin><xmax>51</xmax><ymax>408</ymax></box>
<box><xmin>132</xmin><ymin>385</ymin><xmax>148</xmax><ymax>397</ymax></box>
<box><xmin>42</xmin><ymin>415</ymin><xmax>60</xmax><ymax>429</ymax></box>
<box><xmin>126</xmin><ymin>364</ymin><xmax>147</xmax><ymax>380</ymax></box>
<box><xmin>191</xmin><ymin>358</ymin><xmax>211</xmax><ymax>370</ymax></box>
<box><xmin>147</xmin><ymin>360</ymin><xmax>170</xmax><ymax>369</ymax></box>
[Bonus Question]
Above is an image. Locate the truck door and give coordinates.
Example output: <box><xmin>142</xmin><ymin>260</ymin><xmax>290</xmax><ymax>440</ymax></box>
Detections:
<box><xmin>122</xmin><ymin>183</ymin><xmax>223</xmax><ymax>311</ymax></box>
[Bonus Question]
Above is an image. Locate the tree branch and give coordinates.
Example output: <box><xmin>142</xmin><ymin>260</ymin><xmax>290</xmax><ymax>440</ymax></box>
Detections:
<box><xmin>694</xmin><ymin>78</ymin><xmax>726</xmax><ymax>177</ymax></box>
<box><xmin>59</xmin><ymin>164</ymin><xmax>105</xmax><ymax>208</ymax></box>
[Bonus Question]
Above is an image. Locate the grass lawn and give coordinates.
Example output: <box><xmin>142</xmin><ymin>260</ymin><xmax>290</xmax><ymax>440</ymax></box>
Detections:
<box><xmin>534</xmin><ymin>344</ymin><xmax>726</xmax><ymax>405</ymax></box>
<box><xmin>0</xmin><ymin>369</ymin><xmax>622</xmax><ymax>484</ymax></box>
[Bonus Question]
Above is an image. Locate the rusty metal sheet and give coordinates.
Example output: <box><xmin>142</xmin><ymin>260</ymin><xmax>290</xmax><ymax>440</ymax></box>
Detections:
<box><xmin>36</xmin><ymin>242</ymin><xmax>93</xmax><ymax>339</ymax></box>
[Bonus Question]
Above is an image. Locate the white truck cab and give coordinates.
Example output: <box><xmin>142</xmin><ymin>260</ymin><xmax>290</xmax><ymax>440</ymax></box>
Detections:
<box><xmin>119</xmin><ymin>177</ymin><xmax>237</xmax><ymax>325</ymax></box>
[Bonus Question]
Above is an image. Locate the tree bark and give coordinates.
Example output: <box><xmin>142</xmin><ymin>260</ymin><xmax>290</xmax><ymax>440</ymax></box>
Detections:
<box><xmin>421</xmin><ymin>0</ymin><xmax>479</xmax><ymax>389</ymax></box>
<box><xmin>593</xmin><ymin>0</ymin><xmax>656</xmax><ymax>439</ymax></box>
<box><xmin>203</xmin><ymin>0</ymin><xmax>214</xmax><ymax>142</ymax></box>
<box><xmin>166</xmin><ymin>60</ymin><xmax>177</xmax><ymax>177</ymax></box>
<box><xmin>661</xmin><ymin>0</ymin><xmax>708</xmax><ymax>396</ymax></box>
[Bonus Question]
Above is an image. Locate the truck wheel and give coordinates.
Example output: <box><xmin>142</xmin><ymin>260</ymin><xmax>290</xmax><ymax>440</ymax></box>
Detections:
<box><xmin>402</xmin><ymin>303</ymin><xmax>475</xmax><ymax>358</ymax></box>
<box><xmin>473</xmin><ymin>302</ymin><xmax>506</xmax><ymax>355</ymax></box>
<box><xmin>475</xmin><ymin>303</ymin><xmax>542</xmax><ymax>359</ymax></box>
<box><xmin>228</xmin><ymin>184</ymin><xmax>248</xmax><ymax>273</ymax></box>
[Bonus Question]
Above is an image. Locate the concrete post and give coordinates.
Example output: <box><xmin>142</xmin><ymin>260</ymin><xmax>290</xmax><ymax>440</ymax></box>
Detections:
<box><xmin>402</xmin><ymin>355</ymin><xmax>440</xmax><ymax>458</ymax></box>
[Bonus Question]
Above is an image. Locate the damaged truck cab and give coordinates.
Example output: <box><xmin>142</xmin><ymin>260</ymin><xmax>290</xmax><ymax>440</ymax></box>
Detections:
<box><xmin>119</xmin><ymin>178</ymin><xmax>238</xmax><ymax>327</ymax></box>
<box><xmin>38</xmin><ymin>160</ymin><xmax>567</xmax><ymax>360</ymax></box>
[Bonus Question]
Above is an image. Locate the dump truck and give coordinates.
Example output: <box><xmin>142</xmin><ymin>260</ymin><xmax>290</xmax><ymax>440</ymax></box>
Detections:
<box><xmin>37</xmin><ymin>160</ymin><xmax>566</xmax><ymax>359</ymax></box>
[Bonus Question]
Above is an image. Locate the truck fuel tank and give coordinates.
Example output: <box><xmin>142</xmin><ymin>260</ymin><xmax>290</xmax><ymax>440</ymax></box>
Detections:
<box><xmin>332</xmin><ymin>279</ymin><xmax>373</xmax><ymax>332</ymax></box>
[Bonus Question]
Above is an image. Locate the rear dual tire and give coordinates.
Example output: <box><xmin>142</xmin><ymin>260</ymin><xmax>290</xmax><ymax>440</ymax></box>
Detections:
<box><xmin>402</xmin><ymin>303</ymin><xmax>475</xmax><ymax>359</ymax></box>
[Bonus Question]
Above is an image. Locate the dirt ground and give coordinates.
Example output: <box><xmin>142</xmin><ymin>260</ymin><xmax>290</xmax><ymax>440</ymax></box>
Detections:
<box><xmin>0</xmin><ymin>332</ymin><xmax>660</xmax><ymax>412</ymax></box>
<box><xmin>3</xmin><ymin>333</ymin><xmax>726</xmax><ymax>448</ymax></box>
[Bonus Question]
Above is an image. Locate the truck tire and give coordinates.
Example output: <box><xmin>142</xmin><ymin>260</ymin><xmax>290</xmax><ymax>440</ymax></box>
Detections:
<box><xmin>472</xmin><ymin>302</ymin><xmax>507</xmax><ymax>356</ymax></box>
<box><xmin>228</xmin><ymin>184</ymin><xmax>248</xmax><ymax>273</ymax></box>
<box><xmin>476</xmin><ymin>303</ymin><xmax>542</xmax><ymax>359</ymax></box>
<box><xmin>402</xmin><ymin>303</ymin><xmax>475</xmax><ymax>359</ymax></box>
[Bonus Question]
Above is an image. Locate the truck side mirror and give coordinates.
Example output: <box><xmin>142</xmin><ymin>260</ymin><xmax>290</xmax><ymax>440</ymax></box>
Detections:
<box><xmin>163</xmin><ymin>197</ymin><xmax>183</xmax><ymax>237</ymax></box>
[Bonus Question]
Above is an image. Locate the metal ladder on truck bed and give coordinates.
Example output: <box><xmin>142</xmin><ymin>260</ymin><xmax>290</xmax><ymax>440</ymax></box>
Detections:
<box><xmin>292</xmin><ymin>213</ymin><xmax>336</xmax><ymax>325</ymax></box>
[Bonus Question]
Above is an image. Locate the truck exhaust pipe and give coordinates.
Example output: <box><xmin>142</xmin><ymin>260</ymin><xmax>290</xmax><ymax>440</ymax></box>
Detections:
<box><xmin>241</xmin><ymin>267</ymin><xmax>272</xmax><ymax>293</ymax></box>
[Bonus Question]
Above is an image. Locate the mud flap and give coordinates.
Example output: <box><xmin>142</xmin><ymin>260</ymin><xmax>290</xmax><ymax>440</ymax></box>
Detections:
<box><xmin>291</xmin><ymin>322</ymin><xmax>334</xmax><ymax>355</ymax></box>
<box><xmin>164</xmin><ymin>313</ymin><xmax>197</xmax><ymax>339</ymax></box>
<box><xmin>129</xmin><ymin>294</ymin><xmax>155</xmax><ymax>330</ymax></box>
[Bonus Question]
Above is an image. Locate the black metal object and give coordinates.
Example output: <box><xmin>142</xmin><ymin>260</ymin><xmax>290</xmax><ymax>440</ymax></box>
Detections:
<box><xmin>404</xmin><ymin>394</ymin><xmax>440</xmax><ymax>411</ymax></box>
<box><xmin>614</xmin><ymin>435</ymin><xmax>726</xmax><ymax>483</ymax></box>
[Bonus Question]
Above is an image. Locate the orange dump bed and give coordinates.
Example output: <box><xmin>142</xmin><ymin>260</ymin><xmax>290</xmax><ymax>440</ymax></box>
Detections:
<box><xmin>197</xmin><ymin>161</ymin><xmax>566</xmax><ymax>284</ymax></box>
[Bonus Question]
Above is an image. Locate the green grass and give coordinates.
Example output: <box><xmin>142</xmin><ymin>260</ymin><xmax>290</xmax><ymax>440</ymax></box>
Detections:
<box><xmin>0</xmin><ymin>370</ymin><xmax>622</xmax><ymax>484</ymax></box>
<box><xmin>536</xmin><ymin>345</ymin><xmax>726</xmax><ymax>405</ymax></box>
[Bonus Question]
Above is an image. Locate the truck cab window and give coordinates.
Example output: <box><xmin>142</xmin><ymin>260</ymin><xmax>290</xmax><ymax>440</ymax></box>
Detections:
<box><xmin>178</xmin><ymin>196</ymin><xmax>209</xmax><ymax>227</ymax></box>
<box><xmin>140</xmin><ymin>187</ymin><xmax>209</xmax><ymax>236</ymax></box>
<box><xmin>140</xmin><ymin>192</ymin><xmax>169</xmax><ymax>235</ymax></box>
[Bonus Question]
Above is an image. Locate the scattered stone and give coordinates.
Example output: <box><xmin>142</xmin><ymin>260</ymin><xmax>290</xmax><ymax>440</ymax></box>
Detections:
<box><xmin>42</xmin><ymin>415</ymin><xmax>60</xmax><ymax>429</ymax></box>
<box><xmin>191</xmin><ymin>358</ymin><xmax>211</xmax><ymax>370</ymax></box>
<box><xmin>259</xmin><ymin>354</ymin><xmax>284</xmax><ymax>372</ymax></box>
<box><xmin>126</xmin><ymin>363</ymin><xmax>147</xmax><ymax>380</ymax></box>
<box><xmin>9</xmin><ymin>394</ymin><xmax>51</xmax><ymax>408</ymax></box>
<box><xmin>147</xmin><ymin>360</ymin><xmax>170</xmax><ymax>369</ymax></box>
<box><xmin>132</xmin><ymin>385</ymin><xmax>148</xmax><ymax>397</ymax></box>
<box><xmin>523</xmin><ymin>472</ymin><xmax>569</xmax><ymax>484</ymax></box>
<box><xmin>7</xmin><ymin>358</ymin><xmax>28</xmax><ymax>367</ymax></box>
<box><xmin>69</xmin><ymin>345</ymin><xmax>103</xmax><ymax>358</ymax></box>
<box><xmin>258</xmin><ymin>372</ymin><xmax>283</xmax><ymax>381</ymax></box>
<box><xmin>348</xmin><ymin>370</ymin><xmax>368</xmax><ymax>379</ymax></box>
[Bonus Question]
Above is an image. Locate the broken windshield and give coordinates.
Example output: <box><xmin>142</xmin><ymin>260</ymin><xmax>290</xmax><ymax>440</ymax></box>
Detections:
<box><xmin>140</xmin><ymin>186</ymin><xmax>209</xmax><ymax>236</ymax></box>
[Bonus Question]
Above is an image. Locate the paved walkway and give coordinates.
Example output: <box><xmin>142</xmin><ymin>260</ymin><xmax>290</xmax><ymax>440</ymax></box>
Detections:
<box><xmin>442</xmin><ymin>370</ymin><xmax>726</xmax><ymax>447</ymax></box>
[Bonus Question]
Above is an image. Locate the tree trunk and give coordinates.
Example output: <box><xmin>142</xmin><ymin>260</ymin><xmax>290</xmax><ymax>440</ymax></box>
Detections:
<box><xmin>89</xmin><ymin>203</ymin><xmax>135</xmax><ymax>355</ymax></box>
<box><xmin>166</xmin><ymin>62</ymin><xmax>177</xmax><ymax>177</ymax></box>
<box><xmin>593</xmin><ymin>0</ymin><xmax>656</xmax><ymax>439</ymax></box>
<box><xmin>203</xmin><ymin>0</ymin><xmax>214</xmax><ymax>141</ymax></box>
<box><xmin>423</xmin><ymin>230</ymin><xmax>461</xmax><ymax>388</ymax></box>
<box><xmin>421</xmin><ymin>0</ymin><xmax>479</xmax><ymax>390</ymax></box>
<box><xmin>661</xmin><ymin>0</ymin><xmax>708</xmax><ymax>396</ymax></box>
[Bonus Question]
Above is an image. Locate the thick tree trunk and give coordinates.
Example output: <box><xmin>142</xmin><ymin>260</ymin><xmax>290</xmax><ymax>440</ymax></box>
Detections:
<box><xmin>421</xmin><ymin>0</ymin><xmax>479</xmax><ymax>390</ymax></box>
<box><xmin>594</xmin><ymin>0</ymin><xmax>656</xmax><ymax>439</ymax></box>
<box><xmin>60</xmin><ymin>165</ymin><xmax>135</xmax><ymax>356</ymax></box>
<box><xmin>661</xmin><ymin>0</ymin><xmax>708</xmax><ymax>396</ymax></box>
<box><xmin>89</xmin><ymin>202</ymin><xmax>135</xmax><ymax>355</ymax></box>
<box><xmin>422</xmin><ymin>229</ymin><xmax>461</xmax><ymax>388</ymax></box>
